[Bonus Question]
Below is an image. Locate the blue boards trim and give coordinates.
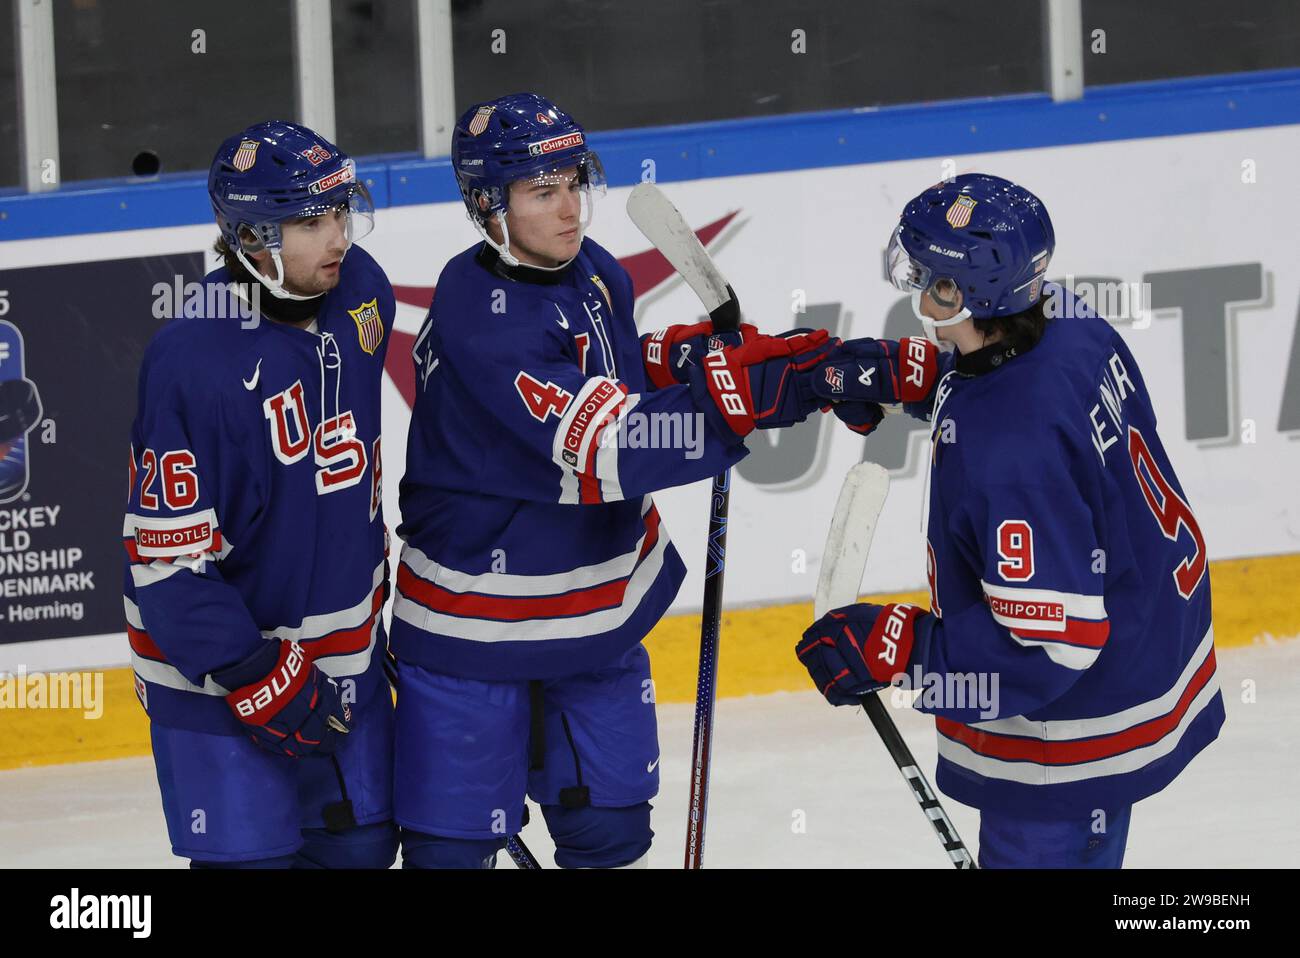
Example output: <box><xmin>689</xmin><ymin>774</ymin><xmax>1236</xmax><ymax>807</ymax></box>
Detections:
<box><xmin>3</xmin><ymin>68</ymin><xmax>1298</xmax><ymax>242</ymax></box>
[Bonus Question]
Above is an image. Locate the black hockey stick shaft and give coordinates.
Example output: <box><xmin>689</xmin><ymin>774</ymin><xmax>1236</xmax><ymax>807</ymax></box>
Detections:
<box><xmin>385</xmin><ymin>651</ymin><xmax>541</xmax><ymax>869</ymax></box>
<box><xmin>504</xmin><ymin>834</ymin><xmax>541</xmax><ymax>869</ymax></box>
<box><xmin>860</xmin><ymin>692</ymin><xmax>976</xmax><ymax>869</ymax></box>
<box><xmin>684</xmin><ymin>469</ymin><xmax>730</xmax><ymax>869</ymax></box>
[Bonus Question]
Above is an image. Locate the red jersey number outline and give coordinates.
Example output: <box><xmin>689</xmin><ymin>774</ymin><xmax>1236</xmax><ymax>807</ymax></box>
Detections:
<box><xmin>515</xmin><ymin>371</ymin><xmax>574</xmax><ymax>422</ymax></box>
<box><xmin>996</xmin><ymin>519</ymin><xmax>1035</xmax><ymax>582</ymax></box>
<box><xmin>926</xmin><ymin>539</ymin><xmax>943</xmax><ymax>618</ymax></box>
<box><xmin>1128</xmin><ymin>425</ymin><xmax>1207</xmax><ymax>600</ymax></box>
<box><xmin>134</xmin><ymin>447</ymin><xmax>199</xmax><ymax>511</ymax></box>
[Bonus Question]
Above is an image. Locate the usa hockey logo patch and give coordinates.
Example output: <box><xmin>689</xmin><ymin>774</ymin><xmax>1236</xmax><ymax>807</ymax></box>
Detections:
<box><xmin>945</xmin><ymin>195</ymin><xmax>977</xmax><ymax>229</ymax></box>
<box><xmin>824</xmin><ymin>366</ymin><xmax>844</xmax><ymax>394</ymax></box>
<box><xmin>349</xmin><ymin>299</ymin><xmax>384</xmax><ymax>355</ymax></box>
<box><xmin>232</xmin><ymin>139</ymin><xmax>260</xmax><ymax>172</ymax></box>
<box><xmin>468</xmin><ymin>106</ymin><xmax>495</xmax><ymax>136</ymax></box>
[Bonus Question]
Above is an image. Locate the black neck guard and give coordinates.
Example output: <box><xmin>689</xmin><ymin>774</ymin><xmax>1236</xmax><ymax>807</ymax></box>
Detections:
<box><xmin>475</xmin><ymin>242</ymin><xmax>569</xmax><ymax>286</ymax></box>
<box><xmin>955</xmin><ymin>338</ymin><xmax>1025</xmax><ymax>377</ymax></box>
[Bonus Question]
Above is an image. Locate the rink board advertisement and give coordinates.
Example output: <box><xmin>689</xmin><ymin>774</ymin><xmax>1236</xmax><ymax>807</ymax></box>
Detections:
<box><xmin>0</xmin><ymin>256</ymin><xmax>195</xmax><ymax>644</ymax></box>
<box><xmin>1</xmin><ymin>122</ymin><xmax>1298</xmax><ymax>669</ymax></box>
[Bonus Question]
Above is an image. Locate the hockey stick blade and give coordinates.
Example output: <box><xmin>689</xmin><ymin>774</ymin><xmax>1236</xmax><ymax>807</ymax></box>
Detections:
<box><xmin>626</xmin><ymin>183</ymin><xmax>739</xmax><ymax>329</ymax></box>
<box><xmin>814</xmin><ymin>462</ymin><xmax>977</xmax><ymax>869</ymax></box>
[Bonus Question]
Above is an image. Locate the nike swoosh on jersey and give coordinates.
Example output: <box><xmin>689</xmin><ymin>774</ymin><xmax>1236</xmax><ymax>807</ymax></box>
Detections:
<box><xmin>243</xmin><ymin>358</ymin><xmax>263</xmax><ymax>391</ymax></box>
<box><xmin>646</xmin><ymin>757</ymin><xmax>661</xmax><ymax>773</ymax></box>
<box><xmin>554</xmin><ymin>305</ymin><xmax>570</xmax><ymax>329</ymax></box>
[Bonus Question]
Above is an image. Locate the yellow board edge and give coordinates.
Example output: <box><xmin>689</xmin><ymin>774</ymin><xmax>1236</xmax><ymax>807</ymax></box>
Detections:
<box><xmin>2</xmin><ymin>552</ymin><xmax>1296</xmax><ymax>771</ymax></box>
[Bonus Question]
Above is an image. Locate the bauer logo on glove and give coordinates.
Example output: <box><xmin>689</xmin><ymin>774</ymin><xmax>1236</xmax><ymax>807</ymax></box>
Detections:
<box><xmin>796</xmin><ymin>601</ymin><xmax>933</xmax><ymax>706</ymax></box>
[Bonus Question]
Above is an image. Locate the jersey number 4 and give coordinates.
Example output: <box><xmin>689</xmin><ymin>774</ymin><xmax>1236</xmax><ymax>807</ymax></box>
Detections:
<box><xmin>515</xmin><ymin>371</ymin><xmax>574</xmax><ymax>422</ymax></box>
<box><xmin>1129</xmin><ymin>426</ymin><xmax>1207</xmax><ymax>600</ymax></box>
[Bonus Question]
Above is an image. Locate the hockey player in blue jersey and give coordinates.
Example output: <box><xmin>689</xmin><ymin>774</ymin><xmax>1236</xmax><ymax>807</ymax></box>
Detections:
<box><xmin>796</xmin><ymin>174</ymin><xmax>1224</xmax><ymax>867</ymax></box>
<box><xmin>123</xmin><ymin>122</ymin><xmax>398</xmax><ymax>868</ymax></box>
<box><xmin>392</xmin><ymin>93</ymin><xmax>838</xmax><ymax>868</ymax></box>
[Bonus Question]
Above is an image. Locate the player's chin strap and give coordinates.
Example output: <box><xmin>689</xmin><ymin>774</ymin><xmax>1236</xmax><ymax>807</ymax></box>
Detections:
<box><xmin>911</xmin><ymin>289</ymin><xmax>969</xmax><ymax>351</ymax></box>
<box><xmin>236</xmin><ymin>246</ymin><xmax>337</xmax><ymax>302</ymax></box>
<box><xmin>472</xmin><ymin>202</ymin><xmax>592</xmax><ymax>272</ymax></box>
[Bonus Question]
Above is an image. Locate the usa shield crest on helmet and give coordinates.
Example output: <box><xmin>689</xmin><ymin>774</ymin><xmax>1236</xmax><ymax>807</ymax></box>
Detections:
<box><xmin>945</xmin><ymin>195</ymin><xmax>977</xmax><ymax>229</ymax></box>
<box><xmin>468</xmin><ymin>106</ymin><xmax>495</xmax><ymax>137</ymax></box>
<box><xmin>232</xmin><ymin>139</ymin><xmax>260</xmax><ymax>172</ymax></box>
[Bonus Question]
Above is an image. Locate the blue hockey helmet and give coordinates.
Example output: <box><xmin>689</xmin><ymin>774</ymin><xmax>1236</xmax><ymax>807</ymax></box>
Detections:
<box><xmin>208</xmin><ymin>121</ymin><xmax>375</xmax><ymax>299</ymax></box>
<box><xmin>451</xmin><ymin>92</ymin><xmax>606</xmax><ymax>267</ymax></box>
<box><xmin>886</xmin><ymin>173</ymin><xmax>1055</xmax><ymax>342</ymax></box>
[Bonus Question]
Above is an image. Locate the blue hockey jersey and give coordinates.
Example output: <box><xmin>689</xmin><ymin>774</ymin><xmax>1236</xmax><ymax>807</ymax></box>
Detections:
<box><xmin>122</xmin><ymin>246</ymin><xmax>393</xmax><ymax>735</ymax></box>
<box><xmin>908</xmin><ymin>283</ymin><xmax>1224</xmax><ymax>816</ymax></box>
<box><xmin>392</xmin><ymin>239</ymin><xmax>748</xmax><ymax>680</ymax></box>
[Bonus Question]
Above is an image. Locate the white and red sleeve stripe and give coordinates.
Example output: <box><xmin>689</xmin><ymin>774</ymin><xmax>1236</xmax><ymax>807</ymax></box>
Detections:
<box><xmin>122</xmin><ymin>510</ymin><xmax>223</xmax><ymax>563</ymax></box>
<box><xmin>551</xmin><ymin>376</ymin><xmax>634</xmax><ymax>504</ymax></box>
<box><xmin>982</xmin><ymin>580</ymin><xmax>1109</xmax><ymax>670</ymax></box>
<box><xmin>125</xmin><ymin>560</ymin><xmax>387</xmax><ymax>695</ymax></box>
<box><xmin>934</xmin><ymin>627</ymin><xmax>1219</xmax><ymax>785</ymax></box>
<box><xmin>393</xmin><ymin>498</ymin><xmax>672</xmax><ymax>643</ymax></box>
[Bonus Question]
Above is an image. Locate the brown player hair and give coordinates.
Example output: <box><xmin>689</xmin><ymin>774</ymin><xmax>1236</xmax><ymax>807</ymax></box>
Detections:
<box><xmin>972</xmin><ymin>298</ymin><xmax>1050</xmax><ymax>353</ymax></box>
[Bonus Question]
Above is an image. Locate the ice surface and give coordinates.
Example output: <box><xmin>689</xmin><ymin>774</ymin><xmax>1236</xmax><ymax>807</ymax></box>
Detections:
<box><xmin>1</xmin><ymin>640</ymin><xmax>1294</xmax><ymax>868</ymax></box>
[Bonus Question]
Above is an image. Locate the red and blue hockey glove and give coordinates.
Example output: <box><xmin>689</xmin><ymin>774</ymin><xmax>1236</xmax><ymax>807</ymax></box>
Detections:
<box><xmin>640</xmin><ymin>319</ymin><xmax>758</xmax><ymax>389</ymax></box>
<box><xmin>689</xmin><ymin>328</ymin><xmax>836</xmax><ymax>441</ymax></box>
<box><xmin>812</xmin><ymin>337</ymin><xmax>939</xmax><ymax>411</ymax></box>
<box><xmin>212</xmin><ymin>640</ymin><xmax>352</xmax><ymax>757</ymax></box>
<box><xmin>797</xmin><ymin>602</ymin><xmax>932</xmax><ymax>706</ymax></box>
<box><xmin>831</xmin><ymin>401</ymin><xmax>886</xmax><ymax>436</ymax></box>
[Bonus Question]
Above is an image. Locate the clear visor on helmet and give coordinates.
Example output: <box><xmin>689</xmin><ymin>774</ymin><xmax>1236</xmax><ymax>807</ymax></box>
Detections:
<box><xmin>518</xmin><ymin>152</ymin><xmax>606</xmax><ymax>190</ymax></box>
<box><xmin>516</xmin><ymin>152</ymin><xmax>607</xmax><ymax>227</ymax></box>
<box><xmin>885</xmin><ymin>225</ymin><xmax>932</xmax><ymax>292</ymax></box>
<box><xmin>251</xmin><ymin>179</ymin><xmax>376</xmax><ymax>253</ymax></box>
<box><xmin>289</xmin><ymin>180</ymin><xmax>376</xmax><ymax>246</ymax></box>
<box><xmin>884</xmin><ymin>225</ymin><xmax>961</xmax><ymax>308</ymax></box>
